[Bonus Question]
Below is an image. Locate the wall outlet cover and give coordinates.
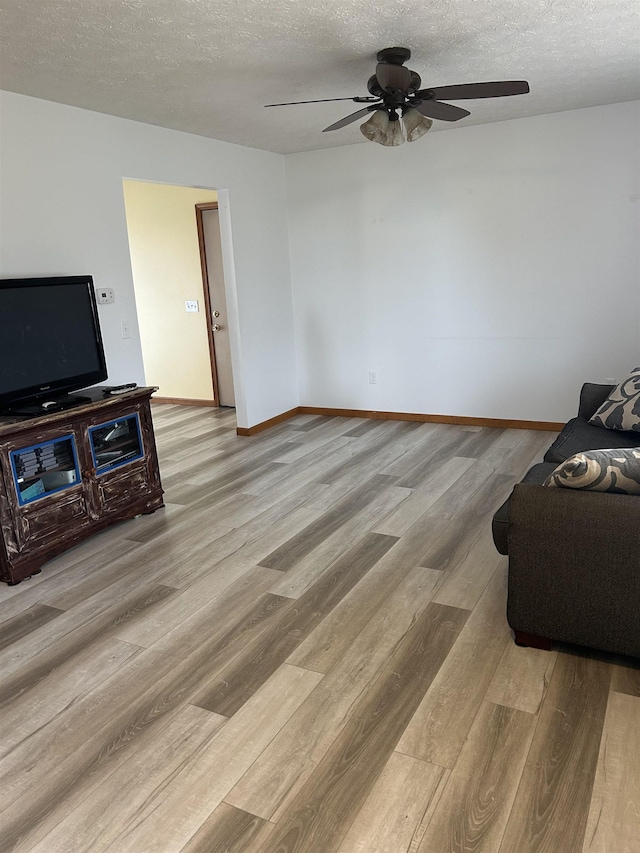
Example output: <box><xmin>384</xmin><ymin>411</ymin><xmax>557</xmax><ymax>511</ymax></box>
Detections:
<box><xmin>185</xmin><ymin>300</ymin><xmax>199</xmax><ymax>313</ymax></box>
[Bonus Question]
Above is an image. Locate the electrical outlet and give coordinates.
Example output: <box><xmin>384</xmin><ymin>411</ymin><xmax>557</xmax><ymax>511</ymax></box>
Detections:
<box><xmin>120</xmin><ymin>320</ymin><xmax>131</xmax><ymax>339</ymax></box>
<box><xmin>368</xmin><ymin>371</ymin><xmax>377</xmax><ymax>385</ymax></box>
<box><xmin>185</xmin><ymin>300</ymin><xmax>199</xmax><ymax>313</ymax></box>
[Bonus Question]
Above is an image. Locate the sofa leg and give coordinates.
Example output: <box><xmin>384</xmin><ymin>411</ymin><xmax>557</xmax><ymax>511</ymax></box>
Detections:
<box><xmin>514</xmin><ymin>631</ymin><xmax>553</xmax><ymax>651</ymax></box>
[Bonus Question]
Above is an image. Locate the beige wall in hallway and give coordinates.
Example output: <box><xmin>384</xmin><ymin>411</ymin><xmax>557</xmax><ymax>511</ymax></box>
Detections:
<box><xmin>122</xmin><ymin>180</ymin><xmax>218</xmax><ymax>401</ymax></box>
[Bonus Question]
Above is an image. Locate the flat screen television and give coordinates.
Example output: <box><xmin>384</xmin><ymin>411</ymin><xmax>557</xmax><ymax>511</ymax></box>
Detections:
<box><xmin>0</xmin><ymin>275</ymin><xmax>108</xmax><ymax>415</ymax></box>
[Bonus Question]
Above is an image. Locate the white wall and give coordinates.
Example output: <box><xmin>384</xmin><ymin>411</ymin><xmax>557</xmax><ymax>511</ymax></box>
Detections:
<box><xmin>286</xmin><ymin>101</ymin><xmax>640</xmax><ymax>423</ymax></box>
<box><xmin>0</xmin><ymin>91</ymin><xmax>297</xmax><ymax>429</ymax></box>
<box><xmin>2</xmin><ymin>93</ymin><xmax>638</xmax><ymax>427</ymax></box>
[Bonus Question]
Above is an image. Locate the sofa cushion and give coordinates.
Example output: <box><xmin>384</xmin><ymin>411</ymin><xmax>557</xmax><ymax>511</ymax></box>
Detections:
<box><xmin>578</xmin><ymin>383</ymin><xmax>616</xmax><ymax>420</ymax></box>
<box><xmin>543</xmin><ymin>416</ymin><xmax>640</xmax><ymax>464</ymax></box>
<box><xmin>545</xmin><ymin>447</ymin><xmax>640</xmax><ymax>495</ymax></box>
<box><xmin>589</xmin><ymin>367</ymin><xmax>640</xmax><ymax>432</ymax></box>
<box><xmin>492</xmin><ymin>462</ymin><xmax>557</xmax><ymax>555</ymax></box>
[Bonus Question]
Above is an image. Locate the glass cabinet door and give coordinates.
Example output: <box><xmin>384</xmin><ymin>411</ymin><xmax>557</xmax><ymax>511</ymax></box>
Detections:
<box><xmin>10</xmin><ymin>435</ymin><xmax>80</xmax><ymax>505</ymax></box>
<box><xmin>89</xmin><ymin>414</ymin><xmax>143</xmax><ymax>474</ymax></box>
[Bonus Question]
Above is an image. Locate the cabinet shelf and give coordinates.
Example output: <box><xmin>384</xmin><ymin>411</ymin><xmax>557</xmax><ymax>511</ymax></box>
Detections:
<box><xmin>17</xmin><ymin>465</ymin><xmax>74</xmax><ymax>482</ymax></box>
<box><xmin>89</xmin><ymin>414</ymin><xmax>143</xmax><ymax>474</ymax></box>
<box><xmin>10</xmin><ymin>434</ymin><xmax>80</xmax><ymax>506</ymax></box>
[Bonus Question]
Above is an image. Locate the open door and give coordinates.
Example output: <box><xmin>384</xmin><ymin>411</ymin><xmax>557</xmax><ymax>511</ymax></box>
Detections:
<box><xmin>195</xmin><ymin>202</ymin><xmax>235</xmax><ymax>407</ymax></box>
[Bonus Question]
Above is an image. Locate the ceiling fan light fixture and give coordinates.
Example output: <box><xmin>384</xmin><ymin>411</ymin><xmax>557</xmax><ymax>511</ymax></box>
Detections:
<box><xmin>380</xmin><ymin>115</ymin><xmax>406</xmax><ymax>146</ymax></box>
<box><xmin>403</xmin><ymin>107</ymin><xmax>432</xmax><ymax>142</ymax></box>
<box><xmin>266</xmin><ymin>46</ymin><xmax>530</xmax><ymax>147</ymax></box>
<box><xmin>361</xmin><ymin>110</ymin><xmax>407</xmax><ymax>146</ymax></box>
<box><xmin>360</xmin><ymin>109</ymin><xmax>390</xmax><ymax>143</ymax></box>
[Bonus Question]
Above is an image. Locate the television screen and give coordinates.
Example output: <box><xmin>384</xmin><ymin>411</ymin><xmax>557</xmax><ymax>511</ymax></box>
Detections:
<box><xmin>0</xmin><ymin>276</ymin><xmax>108</xmax><ymax>411</ymax></box>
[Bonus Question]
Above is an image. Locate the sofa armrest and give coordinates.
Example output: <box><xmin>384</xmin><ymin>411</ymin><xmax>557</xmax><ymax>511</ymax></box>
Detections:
<box><xmin>507</xmin><ymin>484</ymin><xmax>640</xmax><ymax>657</ymax></box>
<box><xmin>578</xmin><ymin>382</ymin><xmax>615</xmax><ymax>420</ymax></box>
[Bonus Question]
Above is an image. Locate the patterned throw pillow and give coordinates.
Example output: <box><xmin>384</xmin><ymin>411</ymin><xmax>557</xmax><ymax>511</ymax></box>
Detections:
<box><xmin>545</xmin><ymin>448</ymin><xmax>640</xmax><ymax>495</ymax></box>
<box><xmin>589</xmin><ymin>367</ymin><xmax>640</xmax><ymax>432</ymax></box>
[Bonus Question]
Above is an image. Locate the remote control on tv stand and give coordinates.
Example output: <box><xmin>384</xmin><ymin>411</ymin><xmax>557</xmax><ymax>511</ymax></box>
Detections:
<box><xmin>103</xmin><ymin>384</ymin><xmax>137</xmax><ymax>396</ymax></box>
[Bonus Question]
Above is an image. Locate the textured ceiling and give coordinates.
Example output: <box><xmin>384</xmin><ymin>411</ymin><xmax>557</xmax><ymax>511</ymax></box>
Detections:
<box><xmin>1</xmin><ymin>0</ymin><xmax>638</xmax><ymax>154</ymax></box>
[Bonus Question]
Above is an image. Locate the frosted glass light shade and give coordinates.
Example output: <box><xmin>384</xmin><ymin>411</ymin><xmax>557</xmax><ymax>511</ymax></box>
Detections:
<box><xmin>360</xmin><ymin>110</ymin><xmax>390</xmax><ymax>143</ymax></box>
<box><xmin>403</xmin><ymin>108</ymin><xmax>432</xmax><ymax>142</ymax></box>
<box><xmin>380</xmin><ymin>117</ymin><xmax>405</xmax><ymax>146</ymax></box>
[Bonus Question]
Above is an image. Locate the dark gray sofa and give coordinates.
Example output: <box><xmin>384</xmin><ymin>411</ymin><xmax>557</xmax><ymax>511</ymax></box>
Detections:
<box><xmin>492</xmin><ymin>382</ymin><xmax>640</xmax><ymax>658</ymax></box>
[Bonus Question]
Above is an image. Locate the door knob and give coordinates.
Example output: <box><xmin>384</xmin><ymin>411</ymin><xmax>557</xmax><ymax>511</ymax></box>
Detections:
<box><xmin>212</xmin><ymin>324</ymin><xmax>222</xmax><ymax>332</ymax></box>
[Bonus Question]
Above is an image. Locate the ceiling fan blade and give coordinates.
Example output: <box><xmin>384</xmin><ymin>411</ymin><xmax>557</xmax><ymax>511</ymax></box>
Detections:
<box><xmin>322</xmin><ymin>107</ymin><xmax>375</xmax><ymax>132</ymax></box>
<box><xmin>417</xmin><ymin>81</ymin><xmax>530</xmax><ymax>100</ymax></box>
<box><xmin>375</xmin><ymin>63</ymin><xmax>412</xmax><ymax>93</ymax></box>
<box><xmin>265</xmin><ymin>96</ymin><xmax>376</xmax><ymax>107</ymax></box>
<box><xmin>415</xmin><ymin>100</ymin><xmax>470</xmax><ymax>121</ymax></box>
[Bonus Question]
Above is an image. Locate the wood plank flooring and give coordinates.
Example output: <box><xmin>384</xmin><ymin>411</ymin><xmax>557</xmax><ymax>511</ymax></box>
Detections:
<box><xmin>0</xmin><ymin>404</ymin><xmax>638</xmax><ymax>853</ymax></box>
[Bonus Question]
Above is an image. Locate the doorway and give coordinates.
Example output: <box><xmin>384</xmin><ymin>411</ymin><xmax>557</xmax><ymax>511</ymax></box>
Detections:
<box><xmin>196</xmin><ymin>203</ymin><xmax>235</xmax><ymax>407</ymax></box>
<box><xmin>122</xmin><ymin>180</ymin><xmax>240</xmax><ymax>414</ymax></box>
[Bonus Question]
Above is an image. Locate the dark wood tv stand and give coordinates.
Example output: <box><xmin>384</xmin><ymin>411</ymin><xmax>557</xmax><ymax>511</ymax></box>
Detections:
<box><xmin>0</xmin><ymin>387</ymin><xmax>164</xmax><ymax>584</ymax></box>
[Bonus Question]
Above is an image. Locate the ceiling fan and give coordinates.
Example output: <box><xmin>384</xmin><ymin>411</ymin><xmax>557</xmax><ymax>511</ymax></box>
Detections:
<box><xmin>265</xmin><ymin>47</ymin><xmax>530</xmax><ymax>146</ymax></box>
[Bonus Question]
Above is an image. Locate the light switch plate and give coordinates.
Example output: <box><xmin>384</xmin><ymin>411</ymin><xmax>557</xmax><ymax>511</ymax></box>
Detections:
<box><xmin>185</xmin><ymin>300</ymin><xmax>199</xmax><ymax>313</ymax></box>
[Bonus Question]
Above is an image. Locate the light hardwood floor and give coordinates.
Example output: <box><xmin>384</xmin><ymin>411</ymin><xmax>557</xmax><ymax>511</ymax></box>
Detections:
<box><xmin>0</xmin><ymin>405</ymin><xmax>638</xmax><ymax>853</ymax></box>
